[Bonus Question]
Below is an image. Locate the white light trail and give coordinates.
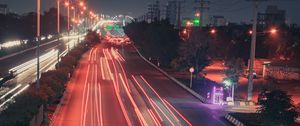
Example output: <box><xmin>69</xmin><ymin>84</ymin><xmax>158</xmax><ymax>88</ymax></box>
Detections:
<box><xmin>0</xmin><ymin>84</ymin><xmax>30</xmax><ymax>108</ymax></box>
<box><xmin>0</xmin><ymin>84</ymin><xmax>22</xmax><ymax>100</ymax></box>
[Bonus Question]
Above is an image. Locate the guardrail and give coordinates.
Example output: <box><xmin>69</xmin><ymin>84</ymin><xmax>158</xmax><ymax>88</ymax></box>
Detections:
<box><xmin>132</xmin><ymin>44</ymin><xmax>207</xmax><ymax>103</ymax></box>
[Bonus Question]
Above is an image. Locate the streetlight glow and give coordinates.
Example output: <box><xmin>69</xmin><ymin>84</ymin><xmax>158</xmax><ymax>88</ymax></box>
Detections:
<box><xmin>64</xmin><ymin>1</ymin><xmax>69</xmax><ymax>7</ymax></box>
<box><xmin>270</xmin><ymin>28</ymin><xmax>277</xmax><ymax>34</ymax></box>
<box><xmin>79</xmin><ymin>1</ymin><xmax>84</xmax><ymax>6</ymax></box>
<box><xmin>210</xmin><ymin>29</ymin><xmax>216</xmax><ymax>34</ymax></box>
<box><xmin>249</xmin><ymin>30</ymin><xmax>253</xmax><ymax>35</ymax></box>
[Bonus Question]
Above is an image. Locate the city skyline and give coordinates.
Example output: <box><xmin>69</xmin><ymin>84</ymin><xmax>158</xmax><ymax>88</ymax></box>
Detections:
<box><xmin>2</xmin><ymin>0</ymin><xmax>300</xmax><ymax>24</ymax></box>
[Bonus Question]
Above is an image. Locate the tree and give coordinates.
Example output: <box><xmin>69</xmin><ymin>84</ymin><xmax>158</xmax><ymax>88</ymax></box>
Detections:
<box><xmin>172</xmin><ymin>28</ymin><xmax>211</xmax><ymax>76</ymax></box>
<box><xmin>124</xmin><ymin>20</ymin><xmax>180</xmax><ymax>67</ymax></box>
<box><xmin>223</xmin><ymin>58</ymin><xmax>244</xmax><ymax>86</ymax></box>
<box><xmin>258</xmin><ymin>90</ymin><xmax>299</xmax><ymax>126</ymax></box>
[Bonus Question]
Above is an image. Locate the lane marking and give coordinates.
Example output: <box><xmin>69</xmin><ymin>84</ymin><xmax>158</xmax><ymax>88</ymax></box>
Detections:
<box><xmin>80</xmin><ymin>64</ymin><xmax>90</xmax><ymax>126</ymax></box>
<box><xmin>100</xmin><ymin>57</ymin><xmax>105</xmax><ymax>80</ymax></box>
<box><xmin>119</xmin><ymin>73</ymin><xmax>148</xmax><ymax>126</ymax></box>
<box><xmin>131</xmin><ymin>75</ymin><xmax>163</xmax><ymax>122</ymax></box>
<box><xmin>104</xmin><ymin>49</ymin><xmax>133</xmax><ymax>126</ymax></box>
<box><xmin>163</xmin><ymin>99</ymin><xmax>193</xmax><ymax>126</ymax></box>
<box><xmin>140</xmin><ymin>76</ymin><xmax>180</xmax><ymax>123</ymax></box>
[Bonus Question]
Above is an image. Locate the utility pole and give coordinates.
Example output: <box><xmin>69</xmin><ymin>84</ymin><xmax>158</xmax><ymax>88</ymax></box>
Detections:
<box><xmin>57</xmin><ymin>0</ymin><xmax>60</xmax><ymax>35</ymax></box>
<box><xmin>36</xmin><ymin>0</ymin><xmax>41</xmax><ymax>91</ymax></box>
<box><xmin>247</xmin><ymin>1</ymin><xmax>258</xmax><ymax>101</ymax></box>
<box><xmin>176</xmin><ymin>0</ymin><xmax>181</xmax><ymax>29</ymax></box>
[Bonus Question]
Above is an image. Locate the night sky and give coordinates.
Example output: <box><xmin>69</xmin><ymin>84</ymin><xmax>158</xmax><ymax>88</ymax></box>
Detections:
<box><xmin>2</xmin><ymin>0</ymin><xmax>300</xmax><ymax>24</ymax></box>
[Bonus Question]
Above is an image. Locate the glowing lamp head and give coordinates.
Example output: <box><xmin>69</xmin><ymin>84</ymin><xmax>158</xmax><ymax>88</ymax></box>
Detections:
<box><xmin>195</xmin><ymin>12</ymin><xmax>200</xmax><ymax>17</ymax></box>
<box><xmin>83</xmin><ymin>6</ymin><xmax>87</xmax><ymax>10</ymax></box>
<box><xmin>189</xmin><ymin>67</ymin><xmax>195</xmax><ymax>73</ymax></box>
<box><xmin>186</xmin><ymin>21</ymin><xmax>192</xmax><ymax>27</ymax></box>
<box><xmin>64</xmin><ymin>2</ymin><xmax>69</xmax><ymax>7</ymax></box>
<box><xmin>249</xmin><ymin>30</ymin><xmax>253</xmax><ymax>35</ymax></box>
<box><xmin>71</xmin><ymin>6</ymin><xmax>75</xmax><ymax>10</ymax></box>
<box><xmin>210</xmin><ymin>29</ymin><xmax>216</xmax><ymax>34</ymax></box>
<box><xmin>79</xmin><ymin>1</ymin><xmax>84</xmax><ymax>6</ymax></box>
<box><xmin>270</xmin><ymin>28</ymin><xmax>277</xmax><ymax>34</ymax></box>
<box><xmin>183</xmin><ymin>29</ymin><xmax>187</xmax><ymax>34</ymax></box>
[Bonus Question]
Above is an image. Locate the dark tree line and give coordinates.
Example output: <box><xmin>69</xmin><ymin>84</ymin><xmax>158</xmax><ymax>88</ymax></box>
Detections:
<box><xmin>207</xmin><ymin>24</ymin><xmax>300</xmax><ymax>63</ymax></box>
<box><xmin>0</xmin><ymin>8</ymin><xmax>68</xmax><ymax>43</ymax></box>
<box><xmin>124</xmin><ymin>20</ymin><xmax>181</xmax><ymax>67</ymax></box>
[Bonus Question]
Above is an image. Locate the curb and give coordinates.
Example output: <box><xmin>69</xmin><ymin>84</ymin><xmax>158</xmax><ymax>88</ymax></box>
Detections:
<box><xmin>225</xmin><ymin>114</ymin><xmax>246</xmax><ymax>126</ymax></box>
<box><xmin>132</xmin><ymin>45</ymin><xmax>207</xmax><ymax>103</ymax></box>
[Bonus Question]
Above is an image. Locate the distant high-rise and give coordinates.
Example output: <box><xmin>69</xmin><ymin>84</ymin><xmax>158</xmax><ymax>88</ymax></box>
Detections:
<box><xmin>165</xmin><ymin>1</ymin><xmax>177</xmax><ymax>25</ymax></box>
<box><xmin>146</xmin><ymin>0</ymin><xmax>160</xmax><ymax>23</ymax></box>
<box><xmin>258</xmin><ymin>5</ymin><xmax>286</xmax><ymax>27</ymax></box>
<box><xmin>0</xmin><ymin>4</ymin><xmax>8</xmax><ymax>15</ymax></box>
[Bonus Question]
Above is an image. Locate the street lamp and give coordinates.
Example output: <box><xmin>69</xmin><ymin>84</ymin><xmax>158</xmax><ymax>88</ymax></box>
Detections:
<box><xmin>57</xmin><ymin>0</ymin><xmax>60</xmax><ymax>35</ymax></box>
<box><xmin>64</xmin><ymin>0</ymin><xmax>70</xmax><ymax>52</ymax></box>
<box><xmin>36</xmin><ymin>0</ymin><xmax>41</xmax><ymax>91</ymax></box>
<box><xmin>189</xmin><ymin>67</ymin><xmax>195</xmax><ymax>88</ymax></box>
<box><xmin>79</xmin><ymin>1</ymin><xmax>84</xmax><ymax>7</ymax></box>
<box><xmin>210</xmin><ymin>29</ymin><xmax>216</xmax><ymax>34</ymax></box>
<box><xmin>270</xmin><ymin>28</ymin><xmax>277</xmax><ymax>34</ymax></box>
<box><xmin>195</xmin><ymin>12</ymin><xmax>200</xmax><ymax>17</ymax></box>
<box><xmin>249</xmin><ymin>30</ymin><xmax>253</xmax><ymax>35</ymax></box>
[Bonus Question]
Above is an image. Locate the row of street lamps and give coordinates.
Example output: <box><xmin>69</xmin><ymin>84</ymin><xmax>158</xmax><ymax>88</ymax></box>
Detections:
<box><xmin>36</xmin><ymin>0</ymin><xmax>100</xmax><ymax>91</ymax></box>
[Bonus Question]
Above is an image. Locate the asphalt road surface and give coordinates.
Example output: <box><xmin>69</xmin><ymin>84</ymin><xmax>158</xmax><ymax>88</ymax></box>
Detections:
<box><xmin>52</xmin><ymin>42</ymin><xmax>232</xmax><ymax>126</ymax></box>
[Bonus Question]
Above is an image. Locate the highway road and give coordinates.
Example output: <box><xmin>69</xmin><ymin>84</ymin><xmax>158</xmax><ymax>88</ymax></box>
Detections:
<box><xmin>51</xmin><ymin>39</ymin><xmax>232</xmax><ymax>126</ymax></box>
<box><xmin>52</xmin><ymin>44</ymin><xmax>129</xmax><ymax>126</ymax></box>
<box><xmin>0</xmin><ymin>35</ymin><xmax>84</xmax><ymax>110</ymax></box>
<box><xmin>52</xmin><ymin>42</ymin><xmax>196</xmax><ymax>126</ymax></box>
<box><xmin>120</xmin><ymin>44</ymin><xmax>231</xmax><ymax>126</ymax></box>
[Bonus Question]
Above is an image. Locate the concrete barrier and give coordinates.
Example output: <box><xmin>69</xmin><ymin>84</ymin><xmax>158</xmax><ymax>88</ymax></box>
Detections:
<box><xmin>133</xmin><ymin>45</ymin><xmax>207</xmax><ymax>103</ymax></box>
<box><xmin>225</xmin><ymin>114</ymin><xmax>246</xmax><ymax>126</ymax></box>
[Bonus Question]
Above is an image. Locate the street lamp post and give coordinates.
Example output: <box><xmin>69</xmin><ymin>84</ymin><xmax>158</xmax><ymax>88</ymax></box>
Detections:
<box><xmin>247</xmin><ymin>1</ymin><xmax>258</xmax><ymax>101</ymax></box>
<box><xmin>36</xmin><ymin>0</ymin><xmax>41</xmax><ymax>91</ymax></box>
<box><xmin>65</xmin><ymin>1</ymin><xmax>70</xmax><ymax>52</ymax></box>
<box><xmin>189</xmin><ymin>67</ymin><xmax>195</xmax><ymax>88</ymax></box>
<box><xmin>57</xmin><ymin>0</ymin><xmax>60</xmax><ymax>36</ymax></box>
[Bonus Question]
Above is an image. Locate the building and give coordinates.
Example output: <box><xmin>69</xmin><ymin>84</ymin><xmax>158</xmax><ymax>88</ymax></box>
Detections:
<box><xmin>146</xmin><ymin>0</ymin><xmax>160</xmax><ymax>23</ymax></box>
<box><xmin>258</xmin><ymin>5</ymin><xmax>286</xmax><ymax>27</ymax></box>
<box><xmin>0</xmin><ymin>4</ymin><xmax>8</xmax><ymax>15</ymax></box>
<box><xmin>209</xmin><ymin>16</ymin><xmax>227</xmax><ymax>26</ymax></box>
<box><xmin>165</xmin><ymin>1</ymin><xmax>177</xmax><ymax>25</ymax></box>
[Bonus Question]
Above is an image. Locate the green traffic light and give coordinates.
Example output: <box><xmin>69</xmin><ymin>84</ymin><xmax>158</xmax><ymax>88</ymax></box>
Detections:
<box><xmin>193</xmin><ymin>19</ymin><xmax>200</xmax><ymax>26</ymax></box>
